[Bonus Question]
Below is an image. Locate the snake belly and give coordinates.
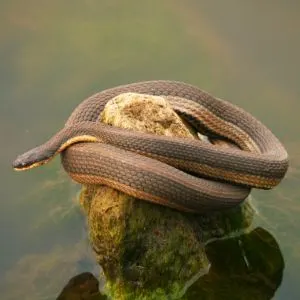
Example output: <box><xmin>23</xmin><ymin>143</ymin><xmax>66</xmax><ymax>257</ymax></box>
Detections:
<box><xmin>14</xmin><ymin>80</ymin><xmax>289</xmax><ymax>213</ymax></box>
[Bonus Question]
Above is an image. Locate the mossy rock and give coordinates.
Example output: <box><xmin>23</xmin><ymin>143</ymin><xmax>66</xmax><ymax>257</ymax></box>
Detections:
<box><xmin>79</xmin><ymin>93</ymin><xmax>255</xmax><ymax>299</ymax></box>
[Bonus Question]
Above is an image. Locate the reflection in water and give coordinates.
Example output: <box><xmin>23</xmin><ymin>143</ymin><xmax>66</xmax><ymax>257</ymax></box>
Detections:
<box><xmin>57</xmin><ymin>227</ymin><xmax>283</xmax><ymax>299</ymax></box>
<box><xmin>186</xmin><ymin>227</ymin><xmax>284</xmax><ymax>300</ymax></box>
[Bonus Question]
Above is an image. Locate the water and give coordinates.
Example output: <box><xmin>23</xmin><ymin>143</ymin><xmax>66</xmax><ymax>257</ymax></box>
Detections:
<box><xmin>1</xmin><ymin>1</ymin><xmax>299</xmax><ymax>299</ymax></box>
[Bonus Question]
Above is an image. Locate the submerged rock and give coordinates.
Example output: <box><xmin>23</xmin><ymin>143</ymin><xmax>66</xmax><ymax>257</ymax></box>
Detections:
<box><xmin>56</xmin><ymin>272</ymin><xmax>104</xmax><ymax>300</ymax></box>
<box><xmin>79</xmin><ymin>93</ymin><xmax>254</xmax><ymax>299</ymax></box>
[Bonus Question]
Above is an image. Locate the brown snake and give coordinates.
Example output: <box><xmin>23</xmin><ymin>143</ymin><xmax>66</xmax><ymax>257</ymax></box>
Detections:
<box><xmin>12</xmin><ymin>80</ymin><xmax>289</xmax><ymax>213</ymax></box>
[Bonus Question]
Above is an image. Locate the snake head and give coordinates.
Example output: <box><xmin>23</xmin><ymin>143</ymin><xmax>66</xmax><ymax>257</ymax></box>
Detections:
<box><xmin>12</xmin><ymin>147</ymin><xmax>54</xmax><ymax>171</ymax></box>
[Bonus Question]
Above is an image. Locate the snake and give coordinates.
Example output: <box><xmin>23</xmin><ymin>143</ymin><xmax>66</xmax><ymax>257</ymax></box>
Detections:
<box><xmin>12</xmin><ymin>80</ymin><xmax>289</xmax><ymax>213</ymax></box>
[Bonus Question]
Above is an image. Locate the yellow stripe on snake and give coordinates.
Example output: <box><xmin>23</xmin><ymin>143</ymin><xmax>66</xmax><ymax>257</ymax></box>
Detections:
<box><xmin>12</xmin><ymin>81</ymin><xmax>289</xmax><ymax>213</ymax></box>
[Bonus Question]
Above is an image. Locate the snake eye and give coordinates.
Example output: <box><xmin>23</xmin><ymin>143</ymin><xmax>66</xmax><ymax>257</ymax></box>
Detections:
<box><xmin>12</xmin><ymin>157</ymin><xmax>28</xmax><ymax>169</ymax></box>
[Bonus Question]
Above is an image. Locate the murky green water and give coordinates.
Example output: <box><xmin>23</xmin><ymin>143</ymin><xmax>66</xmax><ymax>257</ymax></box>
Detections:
<box><xmin>1</xmin><ymin>1</ymin><xmax>299</xmax><ymax>299</ymax></box>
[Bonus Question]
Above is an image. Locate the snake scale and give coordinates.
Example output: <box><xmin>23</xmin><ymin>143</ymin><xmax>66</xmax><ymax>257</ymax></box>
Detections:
<box><xmin>13</xmin><ymin>81</ymin><xmax>289</xmax><ymax>213</ymax></box>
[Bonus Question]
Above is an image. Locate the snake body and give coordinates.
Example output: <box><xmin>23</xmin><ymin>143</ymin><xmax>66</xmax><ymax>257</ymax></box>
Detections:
<box><xmin>13</xmin><ymin>81</ymin><xmax>289</xmax><ymax>213</ymax></box>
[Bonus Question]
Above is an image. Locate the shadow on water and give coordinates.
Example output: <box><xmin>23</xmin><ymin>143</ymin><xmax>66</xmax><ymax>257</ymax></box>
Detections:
<box><xmin>55</xmin><ymin>227</ymin><xmax>283</xmax><ymax>300</ymax></box>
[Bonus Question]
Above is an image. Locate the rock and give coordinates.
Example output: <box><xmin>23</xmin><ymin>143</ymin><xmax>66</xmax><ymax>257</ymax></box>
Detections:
<box><xmin>79</xmin><ymin>93</ymin><xmax>254</xmax><ymax>300</ymax></box>
<box><xmin>183</xmin><ymin>227</ymin><xmax>284</xmax><ymax>299</ymax></box>
<box><xmin>100</xmin><ymin>93</ymin><xmax>197</xmax><ymax>138</ymax></box>
<box><xmin>56</xmin><ymin>272</ymin><xmax>104</xmax><ymax>300</ymax></box>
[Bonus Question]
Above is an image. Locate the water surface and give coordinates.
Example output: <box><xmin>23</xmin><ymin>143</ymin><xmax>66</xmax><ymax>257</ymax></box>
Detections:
<box><xmin>1</xmin><ymin>1</ymin><xmax>299</xmax><ymax>299</ymax></box>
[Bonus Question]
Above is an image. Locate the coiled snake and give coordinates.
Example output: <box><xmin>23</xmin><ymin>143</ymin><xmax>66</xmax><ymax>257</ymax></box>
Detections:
<box><xmin>13</xmin><ymin>81</ymin><xmax>289</xmax><ymax>213</ymax></box>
